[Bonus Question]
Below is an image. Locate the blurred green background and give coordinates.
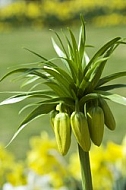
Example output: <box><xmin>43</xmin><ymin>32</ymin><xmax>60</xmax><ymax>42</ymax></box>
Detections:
<box><xmin>0</xmin><ymin>0</ymin><xmax>126</xmax><ymax>160</ymax></box>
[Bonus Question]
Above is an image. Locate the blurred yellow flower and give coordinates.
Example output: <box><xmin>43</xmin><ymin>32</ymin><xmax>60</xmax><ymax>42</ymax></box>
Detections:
<box><xmin>0</xmin><ymin>0</ymin><xmax>126</xmax><ymax>30</ymax></box>
<box><xmin>26</xmin><ymin>3</ymin><xmax>41</xmax><ymax>19</ymax></box>
<box><xmin>27</xmin><ymin>132</ymin><xmax>57</xmax><ymax>175</ymax></box>
<box><xmin>0</xmin><ymin>144</ymin><xmax>14</xmax><ymax>186</ymax></box>
<box><xmin>68</xmin><ymin>153</ymin><xmax>81</xmax><ymax>180</ymax></box>
<box><xmin>105</xmin><ymin>142</ymin><xmax>123</xmax><ymax>163</ymax></box>
<box><xmin>27</xmin><ymin>132</ymin><xmax>68</xmax><ymax>188</ymax></box>
<box><xmin>1</xmin><ymin>132</ymin><xmax>126</xmax><ymax>189</ymax></box>
<box><xmin>6</xmin><ymin>162</ymin><xmax>26</xmax><ymax>186</ymax></box>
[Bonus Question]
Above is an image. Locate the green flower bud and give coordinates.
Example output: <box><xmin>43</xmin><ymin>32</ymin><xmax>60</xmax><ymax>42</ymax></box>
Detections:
<box><xmin>50</xmin><ymin>109</ymin><xmax>59</xmax><ymax>128</ymax></box>
<box><xmin>70</xmin><ymin>111</ymin><xmax>91</xmax><ymax>152</ymax></box>
<box><xmin>53</xmin><ymin>112</ymin><xmax>71</xmax><ymax>155</ymax></box>
<box><xmin>87</xmin><ymin>106</ymin><xmax>104</xmax><ymax>146</ymax></box>
<box><xmin>99</xmin><ymin>98</ymin><xmax>116</xmax><ymax>130</ymax></box>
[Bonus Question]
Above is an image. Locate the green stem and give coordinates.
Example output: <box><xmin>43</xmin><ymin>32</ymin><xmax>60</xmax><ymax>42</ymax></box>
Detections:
<box><xmin>78</xmin><ymin>144</ymin><xmax>93</xmax><ymax>190</ymax></box>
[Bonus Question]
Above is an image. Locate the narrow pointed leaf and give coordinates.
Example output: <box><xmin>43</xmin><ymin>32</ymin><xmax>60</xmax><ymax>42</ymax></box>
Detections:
<box><xmin>95</xmin><ymin>90</ymin><xmax>126</xmax><ymax>105</ymax></box>
<box><xmin>96</xmin><ymin>84</ymin><xmax>126</xmax><ymax>91</ymax></box>
<box><xmin>0</xmin><ymin>95</ymin><xmax>30</xmax><ymax>105</ymax></box>
<box><xmin>97</xmin><ymin>71</ymin><xmax>126</xmax><ymax>87</ymax></box>
<box><xmin>0</xmin><ymin>68</ymin><xmax>48</xmax><ymax>82</ymax></box>
<box><xmin>21</xmin><ymin>76</ymin><xmax>40</xmax><ymax>87</ymax></box>
<box><xmin>78</xmin><ymin>15</ymin><xmax>86</xmax><ymax>61</ymax></box>
<box><xmin>68</xmin><ymin>28</ymin><xmax>79</xmax><ymax>64</ymax></box>
<box><xmin>0</xmin><ymin>90</ymin><xmax>56</xmax><ymax>105</ymax></box>
<box><xmin>51</xmin><ymin>29</ymin><xmax>69</xmax><ymax>58</ymax></box>
<box><xmin>0</xmin><ymin>68</ymin><xmax>31</xmax><ymax>82</ymax></box>
<box><xmin>24</xmin><ymin>48</ymin><xmax>49</xmax><ymax>61</ymax></box>
<box><xmin>20</xmin><ymin>102</ymin><xmax>57</xmax><ymax>126</ymax></box>
<box><xmin>43</xmin><ymin>66</ymin><xmax>71</xmax><ymax>91</ymax></box>
<box><xmin>52</xmin><ymin>38</ymin><xmax>66</xmax><ymax>58</ymax></box>
<box><xmin>44</xmin><ymin>81</ymin><xmax>70</xmax><ymax>97</ymax></box>
<box><xmin>84</xmin><ymin>37</ymin><xmax>121</xmax><ymax>74</ymax></box>
<box><xmin>6</xmin><ymin>102</ymin><xmax>57</xmax><ymax>147</ymax></box>
<box><xmin>86</xmin><ymin>57</ymin><xmax>109</xmax><ymax>92</ymax></box>
<box><xmin>79</xmin><ymin>93</ymin><xmax>99</xmax><ymax>108</ymax></box>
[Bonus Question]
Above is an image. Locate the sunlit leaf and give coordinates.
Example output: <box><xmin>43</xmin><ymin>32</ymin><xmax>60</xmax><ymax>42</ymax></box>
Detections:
<box><xmin>97</xmin><ymin>71</ymin><xmax>126</xmax><ymax>87</ymax></box>
<box><xmin>0</xmin><ymin>95</ymin><xmax>29</xmax><ymax>105</ymax></box>
<box><xmin>6</xmin><ymin>102</ymin><xmax>57</xmax><ymax>147</ymax></box>
<box><xmin>96</xmin><ymin>84</ymin><xmax>126</xmax><ymax>91</ymax></box>
<box><xmin>52</xmin><ymin>38</ymin><xmax>66</xmax><ymax>58</ymax></box>
<box><xmin>44</xmin><ymin>80</ymin><xmax>70</xmax><ymax>97</ymax></box>
<box><xmin>95</xmin><ymin>90</ymin><xmax>126</xmax><ymax>105</ymax></box>
<box><xmin>51</xmin><ymin>29</ymin><xmax>69</xmax><ymax>58</ymax></box>
<box><xmin>43</xmin><ymin>68</ymin><xmax>69</xmax><ymax>96</ymax></box>
<box><xmin>84</xmin><ymin>37</ymin><xmax>121</xmax><ymax>74</ymax></box>
<box><xmin>0</xmin><ymin>90</ymin><xmax>56</xmax><ymax>105</ymax></box>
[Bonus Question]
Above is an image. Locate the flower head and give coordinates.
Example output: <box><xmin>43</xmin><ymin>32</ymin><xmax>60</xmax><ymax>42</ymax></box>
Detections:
<box><xmin>0</xmin><ymin>15</ymin><xmax>126</xmax><ymax>154</ymax></box>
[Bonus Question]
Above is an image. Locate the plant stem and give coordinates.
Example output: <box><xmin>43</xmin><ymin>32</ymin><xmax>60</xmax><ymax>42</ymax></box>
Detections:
<box><xmin>78</xmin><ymin>144</ymin><xmax>93</xmax><ymax>190</ymax></box>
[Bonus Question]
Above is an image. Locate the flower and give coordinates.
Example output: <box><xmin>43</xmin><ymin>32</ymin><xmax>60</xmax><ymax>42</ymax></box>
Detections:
<box><xmin>0</xmin><ymin>16</ymin><xmax>126</xmax><ymax>190</ymax></box>
<box><xmin>27</xmin><ymin>132</ymin><xmax>69</xmax><ymax>189</ymax></box>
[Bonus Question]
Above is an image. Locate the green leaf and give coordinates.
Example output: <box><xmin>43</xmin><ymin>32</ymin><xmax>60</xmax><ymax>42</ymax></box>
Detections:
<box><xmin>54</xmin><ymin>66</ymin><xmax>73</xmax><ymax>84</ymax></box>
<box><xmin>21</xmin><ymin>76</ymin><xmax>40</xmax><ymax>87</ymax></box>
<box><xmin>0</xmin><ymin>90</ymin><xmax>56</xmax><ymax>105</ymax></box>
<box><xmin>44</xmin><ymin>80</ymin><xmax>70</xmax><ymax>97</ymax></box>
<box><xmin>84</xmin><ymin>37</ymin><xmax>121</xmax><ymax>75</ymax></box>
<box><xmin>68</xmin><ymin>28</ymin><xmax>79</xmax><ymax>65</ymax></box>
<box><xmin>95</xmin><ymin>90</ymin><xmax>126</xmax><ymax>105</ymax></box>
<box><xmin>0</xmin><ymin>95</ymin><xmax>29</xmax><ymax>105</ymax></box>
<box><xmin>96</xmin><ymin>84</ymin><xmax>126</xmax><ymax>91</ymax></box>
<box><xmin>52</xmin><ymin>38</ymin><xmax>66</xmax><ymax>58</ymax></box>
<box><xmin>82</xmin><ymin>52</ymin><xmax>90</xmax><ymax>70</ymax></box>
<box><xmin>68</xmin><ymin>28</ymin><xmax>78</xmax><ymax>55</ymax></box>
<box><xmin>97</xmin><ymin>71</ymin><xmax>126</xmax><ymax>87</ymax></box>
<box><xmin>21</xmin><ymin>102</ymin><xmax>57</xmax><ymax>126</ymax></box>
<box><xmin>51</xmin><ymin>29</ymin><xmax>69</xmax><ymax>58</ymax></box>
<box><xmin>24</xmin><ymin>48</ymin><xmax>59</xmax><ymax>68</ymax></box>
<box><xmin>24</xmin><ymin>48</ymin><xmax>50</xmax><ymax>62</ymax></box>
<box><xmin>62</xmin><ymin>57</ymin><xmax>77</xmax><ymax>82</ymax></box>
<box><xmin>79</xmin><ymin>93</ymin><xmax>99</xmax><ymax>107</ymax></box>
<box><xmin>78</xmin><ymin>15</ymin><xmax>86</xmax><ymax>62</ymax></box>
<box><xmin>85</xmin><ymin>57</ymin><xmax>109</xmax><ymax>92</ymax></box>
<box><xmin>0</xmin><ymin>68</ymin><xmax>48</xmax><ymax>82</ymax></box>
<box><xmin>6</xmin><ymin>102</ymin><xmax>57</xmax><ymax>147</ymax></box>
<box><xmin>43</xmin><ymin>66</ymin><xmax>74</xmax><ymax>97</ymax></box>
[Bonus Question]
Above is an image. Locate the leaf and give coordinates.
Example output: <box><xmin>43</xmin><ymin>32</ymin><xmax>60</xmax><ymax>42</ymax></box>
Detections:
<box><xmin>52</xmin><ymin>38</ymin><xmax>66</xmax><ymax>58</ymax></box>
<box><xmin>97</xmin><ymin>71</ymin><xmax>126</xmax><ymax>87</ymax></box>
<box><xmin>21</xmin><ymin>102</ymin><xmax>57</xmax><ymax>126</ymax></box>
<box><xmin>54</xmin><ymin>66</ymin><xmax>74</xmax><ymax>84</ymax></box>
<box><xmin>43</xmin><ymin>66</ymin><xmax>72</xmax><ymax>97</ymax></box>
<box><xmin>96</xmin><ymin>84</ymin><xmax>126</xmax><ymax>91</ymax></box>
<box><xmin>78</xmin><ymin>15</ymin><xmax>86</xmax><ymax>62</ymax></box>
<box><xmin>51</xmin><ymin>29</ymin><xmax>69</xmax><ymax>58</ymax></box>
<box><xmin>82</xmin><ymin>52</ymin><xmax>90</xmax><ymax>70</ymax></box>
<box><xmin>79</xmin><ymin>93</ymin><xmax>99</xmax><ymax>107</ymax></box>
<box><xmin>85</xmin><ymin>57</ymin><xmax>109</xmax><ymax>92</ymax></box>
<box><xmin>6</xmin><ymin>102</ymin><xmax>57</xmax><ymax>147</ymax></box>
<box><xmin>21</xmin><ymin>75</ymin><xmax>40</xmax><ymax>87</ymax></box>
<box><xmin>0</xmin><ymin>68</ymin><xmax>48</xmax><ymax>82</ymax></box>
<box><xmin>68</xmin><ymin>28</ymin><xmax>80</xmax><ymax>66</ymax></box>
<box><xmin>0</xmin><ymin>90</ymin><xmax>56</xmax><ymax>105</ymax></box>
<box><xmin>95</xmin><ymin>90</ymin><xmax>126</xmax><ymax>105</ymax></box>
<box><xmin>24</xmin><ymin>48</ymin><xmax>50</xmax><ymax>61</ymax></box>
<box><xmin>84</xmin><ymin>37</ymin><xmax>121</xmax><ymax>74</ymax></box>
<box><xmin>62</xmin><ymin>57</ymin><xmax>77</xmax><ymax>82</ymax></box>
<box><xmin>0</xmin><ymin>95</ymin><xmax>29</xmax><ymax>105</ymax></box>
<box><xmin>19</xmin><ymin>102</ymin><xmax>40</xmax><ymax>114</ymax></box>
<box><xmin>44</xmin><ymin>81</ymin><xmax>70</xmax><ymax>97</ymax></box>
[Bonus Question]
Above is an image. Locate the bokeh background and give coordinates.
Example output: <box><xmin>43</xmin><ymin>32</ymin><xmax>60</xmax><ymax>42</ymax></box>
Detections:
<box><xmin>0</xmin><ymin>0</ymin><xmax>126</xmax><ymax>160</ymax></box>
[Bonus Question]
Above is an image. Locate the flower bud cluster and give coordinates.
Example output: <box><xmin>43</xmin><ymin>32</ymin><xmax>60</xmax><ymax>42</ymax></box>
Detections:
<box><xmin>50</xmin><ymin>98</ymin><xmax>116</xmax><ymax>155</ymax></box>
